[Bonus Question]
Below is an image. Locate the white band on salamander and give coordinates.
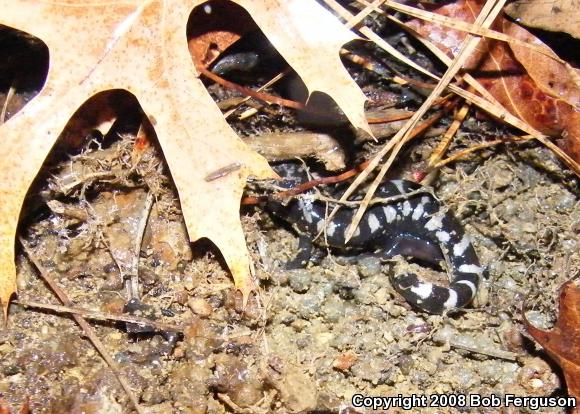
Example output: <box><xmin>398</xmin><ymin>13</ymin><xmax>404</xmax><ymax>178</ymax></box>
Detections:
<box><xmin>411</xmin><ymin>282</ymin><xmax>433</xmax><ymax>299</ymax></box>
<box><xmin>454</xmin><ymin>280</ymin><xmax>477</xmax><ymax>298</ymax></box>
<box><xmin>443</xmin><ymin>289</ymin><xmax>458</xmax><ymax>308</ymax></box>
<box><xmin>453</xmin><ymin>234</ymin><xmax>472</xmax><ymax>256</ymax></box>
<box><xmin>458</xmin><ymin>264</ymin><xmax>483</xmax><ymax>275</ymax></box>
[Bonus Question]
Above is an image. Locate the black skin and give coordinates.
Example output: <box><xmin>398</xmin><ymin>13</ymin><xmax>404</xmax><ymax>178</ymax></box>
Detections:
<box><xmin>266</xmin><ymin>163</ymin><xmax>483</xmax><ymax>314</ymax></box>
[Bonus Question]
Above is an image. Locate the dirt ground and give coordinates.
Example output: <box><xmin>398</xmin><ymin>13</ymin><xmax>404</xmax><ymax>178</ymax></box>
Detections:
<box><xmin>1</xmin><ymin>18</ymin><xmax>579</xmax><ymax>414</ymax></box>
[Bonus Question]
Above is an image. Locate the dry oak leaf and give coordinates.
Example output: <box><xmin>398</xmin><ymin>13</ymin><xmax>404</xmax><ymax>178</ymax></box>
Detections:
<box><xmin>0</xmin><ymin>0</ymin><xmax>370</xmax><ymax>317</ymax></box>
<box><xmin>505</xmin><ymin>0</ymin><xmax>580</xmax><ymax>39</ymax></box>
<box><xmin>407</xmin><ymin>0</ymin><xmax>580</xmax><ymax>164</ymax></box>
<box><xmin>524</xmin><ymin>281</ymin><xmax>580</xmax><ymax>410</ymax></box>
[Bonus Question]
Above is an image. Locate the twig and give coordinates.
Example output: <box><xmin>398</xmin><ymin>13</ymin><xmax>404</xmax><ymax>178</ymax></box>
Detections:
<box><xmin>433</xmin><ymin>139</ymin><xmax>504</xmax><ymax>168</ymax></box>
<box><xmin>430</xmin><ymin>103</ymin><xmax>471</xmax><ymax>167</ymax></box>
<box><xmin>447</xmin><ymin>341</ymin><xmax>518</xmax><ymax>361</ymax></box>
<box><xmin>198</xmin><ymin>65</ymin><xmax>304</xmax><ymax>110</ymax></box>
<box><xmin>305</xmin><ymin>186</ymin><xmax>433</xmax><ymax>208</ymax></box>
<box><xmin>217</xmin><ymin>393</ymin><xmax>266</xmax><ymax>414</ymax></box>
<box><xmin>19</xmin><ymin>238</ymin><xmax>144</xmax><ymax>414</ymax></box>
<box><xmin>128</xmin><ymin>191</ymin><xmax>155</xmax><ymax>299</ymax></box>
<box><xmin>223</xmin><ymin>68</ymin><xmax>291</xmax><ymax>119</ymax></box>
<box><xmin>422</xmin><ymin>101</ymin><xmax>472</xmax><ymax>185</ymax></box>
<box><xmin>0</xmin><ymin>84</ymin><xmax>16</xmax><ymax>124</ymax></box>
<box><xmin>433</xmin><ymin>135</ymin><xmax>533</xmax><ymax>169</ymax></box>
<box><xmin>13</xmin><ymin>299</ymin><xmax>182</xmax><ymax>333</ymax></box>
<box><xmin>55</xmin><ymin>170</ymin><xmax>118</xmax><ymax>195</ymax></box>
<box><xmin>346</xmin><ymin>0</ymin><xmax>385</xmax><ymax>28</ymax></box>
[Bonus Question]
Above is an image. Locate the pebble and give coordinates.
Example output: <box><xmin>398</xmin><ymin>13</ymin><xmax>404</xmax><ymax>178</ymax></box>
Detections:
<box><xmin>332</xmin><ymin>267</ymin><xmax>361</xmax><ymax>290</ymax></box>
<box><xmin>555</xmin><ymin>193</ymin><xmax>576</xmax><ymax>211</ymax></box>
<box><xmin>280</xmin><ymin>365</ymin><xmax>318</xmax><ymax>412</ymax></box>
<box><xmin>296</xmin><ymin>293</ymin><xmax>323</xmax><ymax>319</ymax></box>
<box><xmin>496</xmin><ymin>199</ymin><xmax>517</xmax><ymax>220</ymax></box>
<box><xmin>353</xmin><ymin>283</ymin><xmax>376</xmax><ymax>305</ymax></box>
<box><xmin>331</xmin><ymin>332</ymin><xmax>355</xmax><ymax>350</ymax></box>
<box><xmin>321</xmin><ymin>296</ymin><xmax>346</xmax><ymax>323</ymax></box>
<box><xmin>456</xmin><ymin>367</ymin><xmax>479</xmax><ymax>388</ymax></box>
<box><xmin>524</xmin><ymin>310</ymin><xmax>553</xmax><ymax>330</ymax></box>
<box><xmin>562</xmin><ymin>238</ymin><xmax>578</xmax><ymax>253</ymax></box>
<box><xmin>374</xmin><ymin>287</ymin><xmax>390</xmax><ymax>305</ymax></box>
<box><xmin>288</xmin><ymin>269</ymin><xmax>312</xmax><ymax>293</ymax></box>
<box><xmin>488</xmin><ymin>162</ymin><xmax>515</xmax><ymax>189</ymax></box>
<box><xmin>351</xmin><ymin>356</ymin><xmax>393</xmax><ymax>385</ymax></box>
<box><xmin>188</xmin><ymin>298</ymin><xmax>212</xmax><ymax>317</ymax></box>
<box><xmin>433</xmin><ymin>324</ymin><xmax>456</xmax><ymax>343</ymax></box>
<box><xmin>357</xmin><ymin>256</ymin><xmax>382</xmax><ymax>278</ymax></box>
<box><xmin>397</xmin><ymin>355</ymin><xmax>413</xmax><ymax>375</ymax></box>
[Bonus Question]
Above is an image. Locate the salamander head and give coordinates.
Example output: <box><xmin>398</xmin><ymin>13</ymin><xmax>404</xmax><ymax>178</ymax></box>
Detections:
<box><xmin>268</xmin><ymin>193</ymin><xmax>328</xmax><ymax>236</ymax></box>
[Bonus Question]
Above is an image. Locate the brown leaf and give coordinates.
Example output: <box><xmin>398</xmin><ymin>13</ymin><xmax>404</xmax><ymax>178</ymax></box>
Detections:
<box><xmin>0</xmin><ymin>398</ymin><xmax>9</xmax><ymax>414</ymax></box>
<box><xmin>505</xmin><ymin>0</ymin><xmax>580</xmax><ymax>39</ymax></box>
<box><xmin>0</xmin><ymin>398</ymin><xmax>29</xmax><ymax>414</ymax></box>
<box><xmin>505</xmin><ymin>21</ymin><xmax>580</xmax><ymax>109</ymax></box>
<box><xmin>406</xmin><ymin>0</ymin><xmax>580</xmax><ymax>164</ymax></box>
<box><xmin>0</xmin><ymin>0</ymin><xmax>369</xmax><ymax>317</ymax></box>
<box><xmin>524</xmin><ymin>281</ymin><xmax>580</xmax><ymax>407</ymax></box>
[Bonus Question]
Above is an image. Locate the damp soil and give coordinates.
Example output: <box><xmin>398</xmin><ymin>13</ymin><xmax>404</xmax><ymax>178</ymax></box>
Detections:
<box><xmin>1</xmin><ymin>21</ymin><xmax>579</xmax><ymax>414</ymax></box>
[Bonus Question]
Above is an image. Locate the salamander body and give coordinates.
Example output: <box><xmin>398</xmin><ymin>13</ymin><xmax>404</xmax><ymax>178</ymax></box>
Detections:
<box><xmin>268</xmin><ymin>163</ymin><xmax>483</xmax><ymax>314</ymax></box>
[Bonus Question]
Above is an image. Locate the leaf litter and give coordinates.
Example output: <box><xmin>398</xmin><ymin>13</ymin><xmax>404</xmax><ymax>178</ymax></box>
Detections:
<box><xmin>525</xmin><ymin>281</ymin><xmax>580</xmax><ymax>411</ymax></box>
<box><xmin>0</xmin><ymin>0</ymin><xmax>369</xmax><ymax>317</ymax></box>
<box><xmin>1</xmin><ymin>0</ymin><xmax>579</xmax><ymax>412</ymax></box>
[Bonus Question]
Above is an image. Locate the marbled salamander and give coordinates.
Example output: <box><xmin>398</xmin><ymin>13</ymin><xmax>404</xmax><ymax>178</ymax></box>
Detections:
<box><xmin>268</xmin><ymin>163</ymin><xmax>483</xmax><ymax>314</ymax></box>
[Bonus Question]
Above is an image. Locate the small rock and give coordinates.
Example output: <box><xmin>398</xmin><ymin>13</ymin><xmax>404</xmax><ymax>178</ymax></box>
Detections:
<box><xmin>357</xmin><ymin>256</ymin><xmax>382</xmax><ymax>278</ymax></box>
<box><xmin>333</xmin><ymin>351</ymin><xmax>358</xmax><ymax>372</ymax></box>
<box><xmin>188</xmin><ymin>298</ymin><xmax>212</xmax><ymax>317</ymax></box>
<box><xmin>518</xmin><ymin>357</ymin><xmax>560</xmax><ymax>394</ymax></box>
<box><xmin>279</xmin><ymin>365</ymin><xmax>318</xmax><ymax>412</ymax></box>
<box><xmin>296</xmin><ymin>293</ymin><xmax>323</xmax><ymax>319</ymax></box>
<box><xmin>288</xmin><ymin>269</ymin><xmax>312</xmax><ymax>293</ymax></box>
<box><xmin>521</xmin><ymin>222</ymin><xmax>537</xmax><ymax>233</ymax></box>
<box><xmin>321</xmin><ymin>296</ymin><xmax>345</xmax><ymax>323</ymax></box>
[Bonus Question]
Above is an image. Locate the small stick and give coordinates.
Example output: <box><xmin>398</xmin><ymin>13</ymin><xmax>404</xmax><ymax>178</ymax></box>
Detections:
<box><xmin>20</xmin><ymin>238</ymin><xmax>145</xmax><ymax>414</ymax></box>
<box><xmin>0</xmin><ymin>84</ymin><xmax>16</xmax><ymax>124</ymax></box>
<box><xmin>430</xmin><ymin>102</ymin><xmax>471</xmax><ymax>166</ymax></box>
<box><xmin>366</xmin><ymin>110</ymin><xmax>412</xmax><ymax>124</ymax></box>
<box><xmin>198</xmin><ymin>65</ymin><xmax>305</xmax><ymax>110</ymax></box>
<box><xmin>308</xmin><ymin>186</ymin><xmax>433</xmax><ymax>207</ymax></box>
<box><xmin>205</xmin><ymin>162</ymin><xmax>242</xmax><ymax>181</ymax></box>
<box><xmin>435</xmin><ymin>139</ymin><xmax>503</xmax><ymax>168</ymax></box>
<box><xmin>13</xmin><ymin>299</ymin><xmax>182</xmax><ymax>333</ymax></box>
<box><xmin>422</xmin><ymin>101</ymin><xmax>472</xmax><ymax>185</ymax></box>
<box><xmin>447</xmin><ymin>341</ymin><xmax>518</xmax><ymax>361</ymax></box>
<box><xmin>128</xmin><ymin>191</ymin><xmax>155</xmax><ymax>299</ymax></box>
<box><xmin>433</xmin><ymin>138</ymin><xmax>521</xmax><ymax>169</ymax></box>
<box><xmin>55</xmin><ymin>170</ymin><xmax>118</xmax><ymax>195</ymax></box>
<box><xmin>223</xmin><ymin>69</ymin><xmax>291</xmax><ymax>119</ymax></box>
